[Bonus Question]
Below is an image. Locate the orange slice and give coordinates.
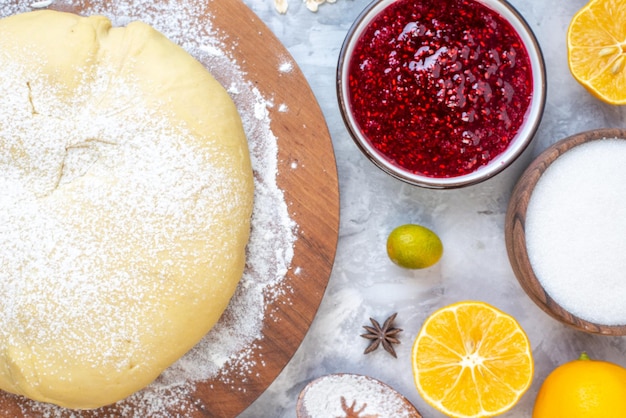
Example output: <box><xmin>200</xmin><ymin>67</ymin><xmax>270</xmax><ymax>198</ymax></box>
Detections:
<box><xmin>411</xmin><ymin>301</ymin><xmax>533</xmax><ymax>418</ymax></box>
<box><xmin>567</xmin><ymin>0</ymin><xmax>626</xmax><ymax>104</ymax></box>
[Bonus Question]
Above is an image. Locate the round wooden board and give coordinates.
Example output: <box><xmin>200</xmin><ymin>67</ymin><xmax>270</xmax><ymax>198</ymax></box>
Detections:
<box><xmin>0</xmin><ymin>1</ymin><xmax>339</xmax><ymax>417</ymax></box>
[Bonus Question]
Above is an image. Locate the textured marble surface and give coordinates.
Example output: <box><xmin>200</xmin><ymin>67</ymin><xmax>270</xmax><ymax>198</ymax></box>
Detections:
<box><xmin>239</xmin><ymin>0</ymin><xmax>626</xmax><ymax>417</ymax></box>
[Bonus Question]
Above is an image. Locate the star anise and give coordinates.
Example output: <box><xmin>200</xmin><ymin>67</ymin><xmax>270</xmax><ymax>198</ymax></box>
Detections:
<box><xmin>360</xmin><ymin>313</ymin><xmax>402</xmax><ymax>358</ymax></box>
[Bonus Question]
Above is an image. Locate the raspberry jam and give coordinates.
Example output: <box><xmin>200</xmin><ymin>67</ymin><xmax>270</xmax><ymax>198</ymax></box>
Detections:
<box><xmin>347</xmin><ymin>0</ymin><xmax>534</xmax><ymax>178</ymax></box>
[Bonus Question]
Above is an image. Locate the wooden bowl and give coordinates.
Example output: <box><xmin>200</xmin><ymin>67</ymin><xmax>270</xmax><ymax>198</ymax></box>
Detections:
<box><xmin>505</xmin><ymin>128</ymin><xmax>626</xmax><ymax>335</ymax></box>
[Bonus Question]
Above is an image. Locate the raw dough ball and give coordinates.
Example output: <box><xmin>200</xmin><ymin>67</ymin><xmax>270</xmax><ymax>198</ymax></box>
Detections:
<box><xmin>0</xmin><ymin>10</ymin><xmax>253</xmax><ymax>409</ymax></box>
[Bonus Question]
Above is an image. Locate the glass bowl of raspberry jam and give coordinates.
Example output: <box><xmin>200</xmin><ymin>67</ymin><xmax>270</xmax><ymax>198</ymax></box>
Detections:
<box><xmin>337</xmin><ymin>0</ymin><xmax>546</xmax><ymax>188</ymax></box>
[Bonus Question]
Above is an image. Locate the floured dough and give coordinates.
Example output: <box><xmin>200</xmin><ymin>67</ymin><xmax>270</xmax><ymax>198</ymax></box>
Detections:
<box><xmin>0</xmin><ymin>10</ymin><xmax>254</xmax><ymax>409</ymax></box>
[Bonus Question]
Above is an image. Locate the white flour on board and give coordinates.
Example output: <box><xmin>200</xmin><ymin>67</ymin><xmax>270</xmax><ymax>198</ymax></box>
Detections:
<box><xmin>0</xmin><ymin>0</ymin><xmax>297</xmax><ymax>416</ymax></box>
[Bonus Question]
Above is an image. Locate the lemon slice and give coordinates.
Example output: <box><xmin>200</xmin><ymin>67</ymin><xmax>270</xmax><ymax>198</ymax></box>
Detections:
<box><xmin>567</xmin><ymin>0</ymin><xmax>626</xmax><ymax>104</ymax></box>
<box><xmin>412</xmin><ymin>301</ymin><xmax>533</xmax><ymax>418</ymax></box>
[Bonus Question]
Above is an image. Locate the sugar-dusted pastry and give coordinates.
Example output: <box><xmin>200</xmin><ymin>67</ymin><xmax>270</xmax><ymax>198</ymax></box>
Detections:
<box><xmin>0</xmin><ymin>10</ymin><xmax>253</xmax><ymax>409</ymax></box>
<box><xmin>296</xmin><ymin>373</ymin><xmax>422</xmax><ymax>418</ymax></box>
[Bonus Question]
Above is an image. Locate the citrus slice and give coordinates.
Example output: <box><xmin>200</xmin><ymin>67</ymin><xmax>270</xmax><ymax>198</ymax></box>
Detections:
<box><xmin>567</xmin><ymin>0</ymin><xmax>626</xmax><ymax>104</ymax></box>
<box><xmin>412</xmin><ymin>301</ymin><xmax>533</xmax><ymax>418</ymax></box>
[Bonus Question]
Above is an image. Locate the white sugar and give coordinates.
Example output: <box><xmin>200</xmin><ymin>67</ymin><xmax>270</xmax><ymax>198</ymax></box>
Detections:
<box><xmin>525</xmin><ymin>138</ymin><xmax>626</xmax><ymax>325</ymax></box>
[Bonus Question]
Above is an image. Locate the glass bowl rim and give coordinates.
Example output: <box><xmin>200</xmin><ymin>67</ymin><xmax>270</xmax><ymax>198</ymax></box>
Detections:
<box><xmin>336</xmin><ymin>0</ymin><xmax>547</xmax><ymax>189</ymax></box>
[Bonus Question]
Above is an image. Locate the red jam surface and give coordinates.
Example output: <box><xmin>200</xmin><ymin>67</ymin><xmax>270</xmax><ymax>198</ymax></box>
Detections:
<box><xmin>347</xmin><ymin>0</ymin><xmax>534</xmax><ymax>178</ymax></box>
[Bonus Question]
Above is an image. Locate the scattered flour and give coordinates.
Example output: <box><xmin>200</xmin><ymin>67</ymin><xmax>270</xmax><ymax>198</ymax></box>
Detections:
<box><xmin>278</xmin><ymin>61</ymin><xmax>293</xmax><ymax>73</ymax></box>
<box><xmin>0</xmin><ymin>0</ymin><xmax>297</xmax><ymax>416</ymax></box>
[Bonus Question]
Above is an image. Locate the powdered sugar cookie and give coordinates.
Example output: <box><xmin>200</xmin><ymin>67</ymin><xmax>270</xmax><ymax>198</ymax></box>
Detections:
<box><xmin>296</xmin><ymin>373</ymin><xmax>421</xmax><ymax>418</ymax></box>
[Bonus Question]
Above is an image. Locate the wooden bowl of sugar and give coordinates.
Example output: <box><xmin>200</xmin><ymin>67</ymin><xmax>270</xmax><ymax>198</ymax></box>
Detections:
<box><xmin>506</xmin><ymin>128</ymin><xmax>626</xmax><ymax>335</ymax></box>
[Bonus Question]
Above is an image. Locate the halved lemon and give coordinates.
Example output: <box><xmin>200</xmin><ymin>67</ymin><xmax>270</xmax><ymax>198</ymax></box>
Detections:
<box><xmin>567</xmin><ymin>0</ymin><xmax>626</xmax><ymax>104</ymax></box>
<box><xmin>412</xmin><ymin>301</ymin><xmax>533</xmax><ymax>418</ymax></box>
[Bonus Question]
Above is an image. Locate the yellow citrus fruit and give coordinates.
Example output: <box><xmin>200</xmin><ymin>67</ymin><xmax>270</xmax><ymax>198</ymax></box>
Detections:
<box><xmin>567</xmin><ymin>0</ymin><xmax>626</xmax><ymax>104</ymax></box>
<box><xmin>412</xmin><ymin>301</ymin><xmax>533</xmax><ymax>418</ymax></box>
<box><xmin>533</xmin><ymin>352</ymin><xmax>626</xmax><ymax>418</ymax></box>
<box><xmin>386</xmin><ymin>224</ymin><xmax>443</xmax><ymax>269</ymax></box>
